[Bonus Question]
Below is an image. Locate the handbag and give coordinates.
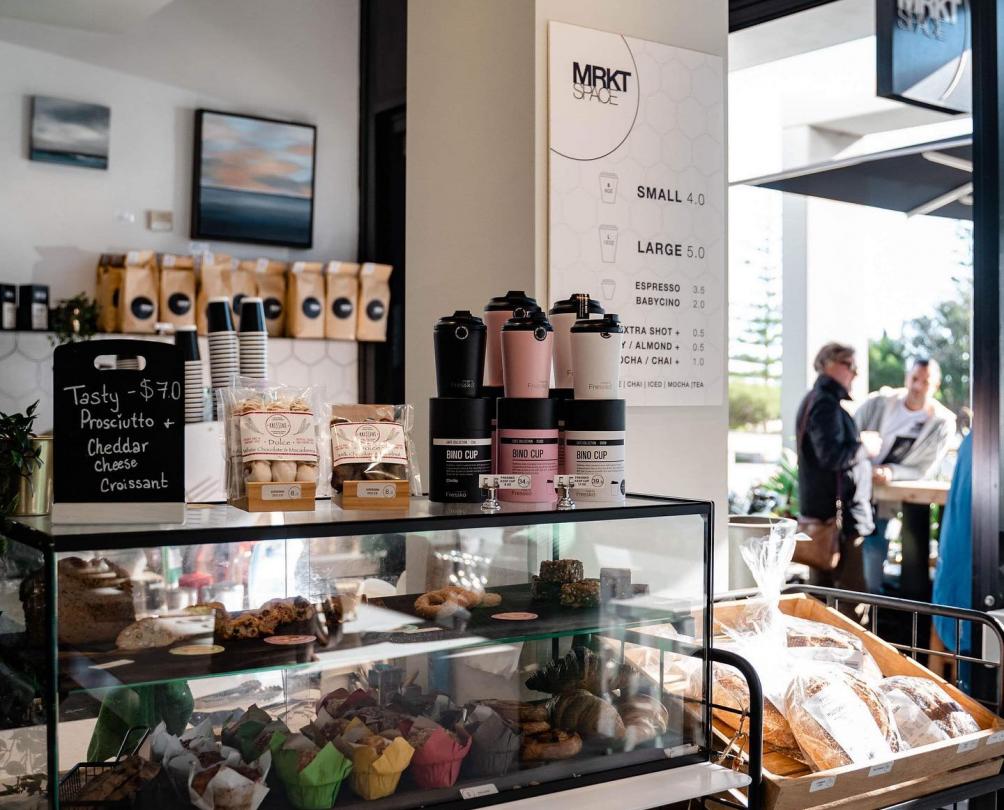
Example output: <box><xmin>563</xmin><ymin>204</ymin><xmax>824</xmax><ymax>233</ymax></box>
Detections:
<box><xmin>794</xmin><ymin>392</ymin><xmax>842</xmax><ymax>572</ymax></box>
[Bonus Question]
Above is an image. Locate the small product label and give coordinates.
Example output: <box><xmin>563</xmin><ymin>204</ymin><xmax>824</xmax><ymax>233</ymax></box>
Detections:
<box><xmin>868</xmin><ymin>762</ymin><xmax>893</xmax><ymax>777</ymax></box>
<box><xmin>460</xmin><ymin>785</ymin><xmax>498</xmax><ymax>800</ymax></box>
<box><xmin>809</xmin><ymin>777</ymin><xmax>836</xmax><ymax>793</ymax></box>
<box><xmin>162</xmin><ymin>254</ymin><xmax>177</xmax><ymax>268</ymax></box>
<box><xmin>332</xmin><ymin>421</ymin><xmax>407</xmax><ymax>466</ymax></box>
<box><xmin>256</xmin><ymin>258</ymin><xmax>270</xmax><ymax>273</ymax></box>
<box><xmin>31</xmin><ymin>302</ymin><xmax>47</xmax><ymax>330</ymax></box>
<box><xmin>555</xmin><ymin>474</ymin><xmax>592</xmax><ymax>488</ymax></box>
<box><xmin>988</xmin><ymin>730</ymin><xmax>1004</xmax><ymax>745</ymax></box>
<box><xmin>957</xmin><ymin>739</ymin><xmax>979</xmax><ymax>753</ymax></box>
<box><xmin>2</xmin><ymin>302</ymin><xmax>15</xmax><ymax>330</ymax></box>
<box><xmin>357</xmin><ymin>482</ymin><xmax>399</xmax><ymax>499</ymax></box>
<box><xmin>262</xmin><ymin>484</ymin><xmax>303</xmax><ymax>501</ymax></box>
<box><xmin>241</xmin><ymin>410</ymin><xmax>318</xmax><ymax>463</ymax></box>
<box><xmin>126</xmin><ymin>250</ymin><xmax>143</xmax><ymax>265</ymax></box>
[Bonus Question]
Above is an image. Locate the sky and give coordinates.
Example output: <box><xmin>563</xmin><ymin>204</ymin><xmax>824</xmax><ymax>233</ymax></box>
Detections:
<box><xmin>200</xmin><ymin>112</ymin><xmax>314</xmax><ymax>198</ymax></box>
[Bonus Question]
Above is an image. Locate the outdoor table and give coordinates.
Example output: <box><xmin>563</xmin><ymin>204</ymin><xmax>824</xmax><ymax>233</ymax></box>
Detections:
<box><xmin>873</xmin><ymin>480</ymin><xmax>949</xmax><ymax>601</ymax></box>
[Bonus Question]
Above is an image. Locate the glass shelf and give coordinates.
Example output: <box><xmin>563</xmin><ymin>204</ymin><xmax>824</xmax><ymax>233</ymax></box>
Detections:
<box><xmin>4</xmin><ymin>494</ymin><xmax>706</xmax><ymax>552</ymax></box>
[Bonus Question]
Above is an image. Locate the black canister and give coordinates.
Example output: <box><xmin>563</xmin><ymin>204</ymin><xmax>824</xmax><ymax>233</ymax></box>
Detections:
<box><xmin>430</xmin><ymin>397</ymin><xmax>494</xmax><ymax>502</ymax></box>
<box><xmin>434</xmin><ymin>311</ymin><xmax>487</xmax><ymax>398</ymax></box>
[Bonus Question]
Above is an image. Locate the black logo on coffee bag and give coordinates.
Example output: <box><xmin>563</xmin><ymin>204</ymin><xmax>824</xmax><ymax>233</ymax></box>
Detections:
<box><xmin>168</xmin><ymin>293</ymin><xmax>192</xmax><ymax>316</ymax></box>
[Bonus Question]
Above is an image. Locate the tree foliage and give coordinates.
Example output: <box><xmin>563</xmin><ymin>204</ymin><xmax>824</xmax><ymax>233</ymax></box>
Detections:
<box><xmin>868</xmin><ymin>331</ymin><xmax>907</xmax><ymax>391</ymax></box>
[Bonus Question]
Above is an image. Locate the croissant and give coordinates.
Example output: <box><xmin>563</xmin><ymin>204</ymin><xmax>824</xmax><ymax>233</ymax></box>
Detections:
<box><xmin>526</xmin><ymin>647</ymin><xmax>639</xmax><ymax>696</ymax></box>
<box><xmin>552</xmin><ymin>690</ymin><xmax>626</xmax><ymax>740</ymax></box>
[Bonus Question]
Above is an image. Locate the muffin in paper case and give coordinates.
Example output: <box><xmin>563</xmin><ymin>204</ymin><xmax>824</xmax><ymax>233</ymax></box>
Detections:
<box><xmin>269</xmin><ymin>730</ymin><xmax>353</xmax><ymax>810</ymax></box>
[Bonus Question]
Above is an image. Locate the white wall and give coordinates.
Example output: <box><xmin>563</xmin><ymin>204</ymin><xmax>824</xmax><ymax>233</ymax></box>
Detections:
<box><xmin>408</xmin><ymin>0</ymin><xmax>729</xmax><ymax>588</ymax></box>
<box><xmin>0</xmin><ymin>0</ymin><xmax>359</xmax><ymax>300</ymax></box>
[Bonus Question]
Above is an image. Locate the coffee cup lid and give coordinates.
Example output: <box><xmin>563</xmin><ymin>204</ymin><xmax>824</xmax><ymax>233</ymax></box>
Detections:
<box><xmin>549</xmin><ymin>294</ymin><xmax>604</xmax><ymax>317</ymax></box>
<box><xmin>435</xmin><ymin>310</ymin><xmax>486</xmax><ymax>332</ymax></box>
<box><xmin>571</xmin><ymin>313</ymin><xmax>623</xmax><ymax>333</ymax></box>
<box><xmin>485</xmin><ymin>290</ymin><xmax>539</xmax><ymax>314</ymax></box>
<box><xmin>502</xmin><ymin>310</ymin><xmax>553</xmax><ymax>332</ymax></box>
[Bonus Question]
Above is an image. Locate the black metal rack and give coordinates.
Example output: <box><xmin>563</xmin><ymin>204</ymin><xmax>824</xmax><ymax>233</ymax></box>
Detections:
<box><xmin>697</xmin><ymin>586</ymin><xmax>1004</xmax><ymax>810</ymax></box>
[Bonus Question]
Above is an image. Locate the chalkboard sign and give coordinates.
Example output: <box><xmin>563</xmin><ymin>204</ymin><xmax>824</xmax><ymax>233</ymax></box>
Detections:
<box><xmin>53</xmin><ymin>339</ymin><xmax>185</xmax><ymax>523</ymax></box>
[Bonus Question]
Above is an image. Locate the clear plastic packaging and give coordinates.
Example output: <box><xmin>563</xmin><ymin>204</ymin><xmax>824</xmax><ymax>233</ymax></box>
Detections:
<box><xmin>218</xmin><ymin>382</ymin><xmax>323</xmax><ymax>501</ymax></box>
<box><xmin>878</xmin><ymin>675</ymin><xmax>979</xmax><ymax>747</ymax></box>
<box><xmin>784</xmin><ymin>664</ymin><xmax>903</xmax><ymax>770</ymax></box>
<box><xmin>328</xmin><ymin>404</ymin><xmax>422</xmax><ymax>495</ymax></box>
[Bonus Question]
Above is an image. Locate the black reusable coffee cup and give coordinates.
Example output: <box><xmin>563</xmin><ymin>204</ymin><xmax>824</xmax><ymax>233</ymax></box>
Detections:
<box><xmin>239</xmin><ymin>297</ymin><xmax>266</xmax><ymax>333</ymax></box>
<box><xmin>207</xmin><ymin>296</ymin><xmax>234</xmax><ymax>332</ymax></box>
<box><xmin>175</xmin><ymin>324</ymin><xmax>201</xmax><ymax>361</ymax></box>
<box><xmin>434</xmin><ymin>310</ymin><xmax>487</xmax><ymax>398</ymax></box>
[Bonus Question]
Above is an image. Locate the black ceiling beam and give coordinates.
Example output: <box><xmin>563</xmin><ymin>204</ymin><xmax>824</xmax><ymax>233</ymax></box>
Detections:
<box><xmin>729</xmin><ymin>0</ymin><xmax>842</xmax><ymax>32</ymax></box>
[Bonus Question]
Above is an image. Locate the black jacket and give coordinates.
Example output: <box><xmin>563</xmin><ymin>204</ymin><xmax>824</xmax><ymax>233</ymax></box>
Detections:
<box><xmin>796</xmin><ymin>375</ymin><xmax>874</xmax><ymax>539</ymax></box>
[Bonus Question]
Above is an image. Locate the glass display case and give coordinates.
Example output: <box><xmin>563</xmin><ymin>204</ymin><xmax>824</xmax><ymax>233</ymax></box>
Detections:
<box><xmin>1</xmin><ymin>495</ymin><xmax>747</xmax><ymax>809</ymax></box>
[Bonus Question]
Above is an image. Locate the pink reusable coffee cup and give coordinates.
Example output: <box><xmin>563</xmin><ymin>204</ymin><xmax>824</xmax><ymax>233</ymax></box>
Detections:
<box><xmin>501</xmin><ymin>310</ymin><xmax>553</xmax><ymax>398</ymax></box>
<box><xmin>483</xmin><ymin>290</ymin><xmax>539</xmax><ymax>388</ymax></box>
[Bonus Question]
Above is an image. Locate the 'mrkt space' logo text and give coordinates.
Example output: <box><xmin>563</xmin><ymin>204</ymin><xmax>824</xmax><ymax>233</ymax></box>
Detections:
<box><xmin>572</xmin><ymin>61</ymin><xmax>633</xmax><ymax>104</ymax></box>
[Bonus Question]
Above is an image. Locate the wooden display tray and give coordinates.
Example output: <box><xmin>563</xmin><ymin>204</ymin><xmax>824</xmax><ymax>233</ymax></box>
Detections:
<box><xmin>337</xmin><ymin>479</ymin><xmax>410</xmax><ymax>510</ymax></box>
<box><xmin>707</xmin><ymin>594</ymin><xmax>1004</xmax><ymax>810</ymax></box>
<box><xmin>233</xmin><ymin>481</ymin><xmax>316</xmax><ymax>512</ymax></box>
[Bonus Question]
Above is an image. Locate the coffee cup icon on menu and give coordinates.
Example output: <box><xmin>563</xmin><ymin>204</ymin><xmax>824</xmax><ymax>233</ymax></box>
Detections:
<box><xmin>601</xmin><ymin>279</ymin><xmax>616</xmax><ymax>301</ymax></box>
<box><xmin>599</xmin><ymin>173</ymin><xmax>618</xmax><ymax>204</ymax></box>
<box><xmin>599</xmin><ymin>225</ymin><xmax>618</xmax><ymax>263</ymax></box>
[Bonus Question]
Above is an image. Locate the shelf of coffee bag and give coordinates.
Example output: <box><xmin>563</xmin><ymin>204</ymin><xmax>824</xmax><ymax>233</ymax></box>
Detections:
<box><xmin>50</xmin><ymin>584</ymin><xmax>702</xmax><ymax>695</ymax></box>
<box><xmin>3</xmin><ymin>494</ymin><xmax>708</xmax><ymax>552</ymax></box>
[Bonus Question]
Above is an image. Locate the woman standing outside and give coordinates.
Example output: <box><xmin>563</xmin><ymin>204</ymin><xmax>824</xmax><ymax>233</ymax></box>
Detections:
<box><xmin>796</xmin><ymin>342</ymin><xmax>877</xmax><ymax>592</ymax></box>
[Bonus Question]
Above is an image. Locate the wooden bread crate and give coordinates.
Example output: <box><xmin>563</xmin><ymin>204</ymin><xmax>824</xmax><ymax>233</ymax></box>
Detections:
<box><xmin>708</xmin><ymin>593</ymin><xmax>1004</xmax><ymax>810</ymax></box>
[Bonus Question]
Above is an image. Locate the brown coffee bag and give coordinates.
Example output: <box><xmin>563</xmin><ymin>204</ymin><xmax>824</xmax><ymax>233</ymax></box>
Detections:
<box><xmin>356</xmin><ymin>263</ymin><xmax>393</xmax><ymax>342</ymax></box>
<box><xmin>96</xmin><ymin>253</ymin><xmax>126</xmax><ymax>333</ymax></box>
<box><xmin>286</xmin><ymin>261</ymin><xmax>325</xmax><ymax>338</ymax></box>
<box><xmin>196</xmin><ymin>253</ymin><xmax>233</xmax><ymax>335</ymax></box>
<box><xmin>324</xmin><ymin>261</ymin><xmax>359</xmax><ymax>340</ymax></box>
<box><xmin>158</xmin><ymin>254</ymin><xmax>196</xmax><ymax>328</ymax></box>
<box><xmin>120</xmin><ymin>250</ymin><xmax>159</xmax><ymax>334</ymax></box>
<box><xmin>250</xmin><ymin>259</ymin><xmax>289</xmax><ymax>337</ymax></box>
<box><xmin>231</xmin><ymin>261</ymin><xmax>258</xmax><ymax>320</ymax></box>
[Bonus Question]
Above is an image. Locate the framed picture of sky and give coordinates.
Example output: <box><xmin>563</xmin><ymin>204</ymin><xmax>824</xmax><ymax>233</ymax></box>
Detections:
<box><xmin>191</xmin><ymin>109</ymin><xmax>316</xmax><ymax>248</ymax></box>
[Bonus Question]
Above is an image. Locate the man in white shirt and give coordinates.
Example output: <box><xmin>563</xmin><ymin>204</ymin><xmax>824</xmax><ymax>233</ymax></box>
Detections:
<box><xmin>854</xmin><ymin>358</ymin><xmax>956</xmax><ymax>593</ymax></box>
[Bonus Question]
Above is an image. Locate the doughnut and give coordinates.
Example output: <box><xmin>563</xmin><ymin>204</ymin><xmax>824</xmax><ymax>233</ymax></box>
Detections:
<box><xmin>479</xmin><ymin>592</ymin><xmax>503</xmax><ymax>607</ymax></box>
<box><xmin>414</xmin><ymin>587</ymin><xmax>480</xmax><ymax>619</ymax></box>
<box><xmin>520</xmin><ymin>729</ymin><xmax>582</xmax><ymax>762</ymax></box>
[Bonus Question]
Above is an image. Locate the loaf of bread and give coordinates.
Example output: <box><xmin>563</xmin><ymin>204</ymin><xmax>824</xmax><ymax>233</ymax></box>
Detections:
<box><xmin>552</xmin><ymin>689</ymin><xmax>625</xmax><ymax>741</ymax></box>
<box><xmin>785</xmin><ymin>666</ymin><xmax>903</xmax><ymax>771</ymax></box>
<box><xmin>693</xmin><ymin>662</ymin><xmax>800</xmax><ymax>754</ymax></box>
<box><xmin>878</xmin><ymin>676</ymin><xmax>980</xmax><ymax>747</ymax></box>
<box><xmin>784</xmin><ymin>616</ymin><xmax>882</xmax><ymax>678</ymax></box>
<box><xmin>56</xmin><ymin>557</ymin><xmax>136</xmax><ymax>646</ymax></box>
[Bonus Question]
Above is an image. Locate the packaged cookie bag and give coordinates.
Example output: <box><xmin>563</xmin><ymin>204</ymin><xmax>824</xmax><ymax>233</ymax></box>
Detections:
<box><xmin>219</xmin><ymin>382</ymin><xmax>323</xmax><ymax>511</ymax></box>
<box><xmin>329</xmin><ymin>404</ymin><xmax>422</xmax><ymax>495</ymax></box>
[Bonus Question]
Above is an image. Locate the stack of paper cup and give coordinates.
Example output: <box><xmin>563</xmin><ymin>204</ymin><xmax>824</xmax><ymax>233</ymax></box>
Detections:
<box><xmin>115</xmin><ymin>356</ymin><xmax>140</xmax><ymax>370</ymax></box>
<box><xmin>207</xmin><ymin>297</ymin><xmax>238</xmax><ymax>417</ymax></box>
<box><xmin>176</xmin><ymin>325</ymin><xmax>205</xmax><ymax>423</ymax></box>
<box><xmin>238</xmin><ymin>297</ymin><xmax>268</xmax><ymax>380</ymax></box>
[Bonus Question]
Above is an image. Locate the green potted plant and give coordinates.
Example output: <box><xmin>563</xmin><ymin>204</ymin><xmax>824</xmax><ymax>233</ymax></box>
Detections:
<box><xmin>0</xmin><ymin>401</ymin><xmax>45</xmax><ymax>517</ymax></box>
<box><xmin>50</xmin><ymin>292</ymin><xmax>98</xmax><ymax>346</ymax></box>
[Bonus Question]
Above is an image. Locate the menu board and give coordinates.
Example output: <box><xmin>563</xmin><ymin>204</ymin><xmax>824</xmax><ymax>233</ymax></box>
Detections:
<box><xmin>53</xmin><ymin>339</ymin><xmax>185</xmax><ymax>523</ymax></box>
<box><xmin>548</xmin><ymin>21</ymin><xmax>725</xmax><ymax>407</ymax></box>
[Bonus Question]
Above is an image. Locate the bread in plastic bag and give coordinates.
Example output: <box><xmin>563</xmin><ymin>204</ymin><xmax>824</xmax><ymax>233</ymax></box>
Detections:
<box><xmin>329</xmin><ymin>403</ymin><xmax>421</xmax><ymax>495</ymax></box>
<box><xmin>785</xmin><ymin>664</ymin><xmax>903</xmax><ymax>770</ymax></box>
<box><xmin>878</xmin><ymin>675</ymin><xmax>979</xmax><ymax>747</ymax></box>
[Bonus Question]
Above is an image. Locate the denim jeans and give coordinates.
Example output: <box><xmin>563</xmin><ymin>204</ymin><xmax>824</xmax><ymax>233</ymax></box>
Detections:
<box><xmin>862</xmin><ymin>517</ymin><xmax>890</xmax><ymax>593</ymax></box>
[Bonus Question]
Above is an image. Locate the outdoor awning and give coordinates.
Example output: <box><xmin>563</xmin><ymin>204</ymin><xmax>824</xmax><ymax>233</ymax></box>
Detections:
<box><xmin>735</xmin><ymin>136</ymin><xmax>973</xmax><ymax>219</ymax></box>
